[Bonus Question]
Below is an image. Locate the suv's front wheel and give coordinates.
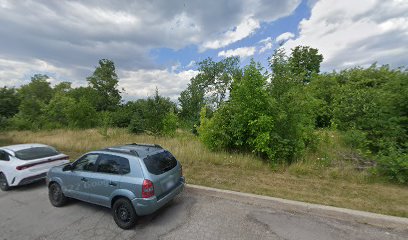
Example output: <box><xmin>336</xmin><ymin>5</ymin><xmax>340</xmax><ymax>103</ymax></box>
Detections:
<box><xmin>112</xmin><ymin>198</ymin><xmax>137</xmax><ymax>229</ymax></box>
<box><xmin>48</xmin><ymin>182</ymin><xmax>68</xmax><ymax>207</ymax></box>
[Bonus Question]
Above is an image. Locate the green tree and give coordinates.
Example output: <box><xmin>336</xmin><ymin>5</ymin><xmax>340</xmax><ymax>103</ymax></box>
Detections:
<box><xmin>197</xmin><ymin>57</ymin><xmax>241</xmax><ymax>108</ymax></box>
<box><xmin>43</xmin><ymin>93</ymin><xmax>75</xmax><ymax>128</ymax></box>
<box><xmin>66</xmin><ymin>97</ymin><xmax>98</xmax><ymax>129</ymax></box>
<box><xmin>308</xmin><ymin>74</ymin><xmax>339</xmax><ymax>128</ymax></box>
<box><xmin>127</xmin><ymin>89</ymin><xmax>177</xmax><ymax>135</ymax></box>
<box><xmin>53</xmin><ymin>81</ymin><xmax>72</xmax><ymax>95</ymax></box>
<box><xmin>0</xmin><ymin>87</ymin><xmax>20</xmax><ymax>118</ymax></box>
<box><xmin>13</xmin><ymin>74</ymin><xmax>53</xmax><ymax>129</ymax></box>
<box><xmin>68</xmin><ymin>86</ymin><xmax>99</xmax><ymax>109</ymax></box>
<box><xmin>179</xmin><ymin>57</ymin><xmax>242</xmax><ymax>126</ymax></box>
<box><xmin>162</xmin><ymin>111</ymin><xmax>178</xmax><ymax>136</ymax></box>
<box><xmin>178</xmin><ymin>75</ymin><xmax>206</xmax><ymax>123</ymax></box>
<box><xmin>288</xmin><ymin>46</ymin><xmax>323</xmax><ymax>84</ymax></box>
<box><xmin>87</xmin><ymin>59</ymin><xmax>121</xmax><ymax>111</ymax></box>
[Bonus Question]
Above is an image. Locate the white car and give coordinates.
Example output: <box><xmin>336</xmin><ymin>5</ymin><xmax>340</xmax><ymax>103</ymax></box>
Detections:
<box><xmin>0</xmin><ymin>144</ymin><xmax>69</xmax><ymax>191</ymax></box>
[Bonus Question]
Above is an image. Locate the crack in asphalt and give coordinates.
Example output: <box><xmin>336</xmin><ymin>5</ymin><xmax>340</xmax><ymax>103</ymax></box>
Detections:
<box><xmin>246</xmin><ymin>212</ymin><xmax>290</xmax><ymax>240</ymax></box>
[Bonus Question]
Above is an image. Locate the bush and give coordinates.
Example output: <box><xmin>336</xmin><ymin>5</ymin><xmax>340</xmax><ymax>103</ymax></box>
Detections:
<box><xmin>128</xmin><ymin>114</ymin><xmax>145</xmax><ymax>134</ymax></box>
<box><xmin>198</xmin><ymin>60</ymin><xmax>317</xmax><ymax>163</ymax></box>
<box><xmin>162</xmin><ymin>111</ymin><xmax>178</xmax><ymax>136</ymax></box>
<box><xmin>376</xmin><ymin>150</ymin><xmax>408</xmax><ymax>184</ymax></box>
<box><xmin>66</xmin><ymin>98</ymin><xmax>98</xmax><ymax>129</ymax></box>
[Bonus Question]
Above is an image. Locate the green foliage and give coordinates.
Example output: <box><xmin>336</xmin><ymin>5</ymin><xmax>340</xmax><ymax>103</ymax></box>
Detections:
<box><xmin>43</xmin><ymin>93</ymin><xmax>75</xmax><ymax>128</ymax></box>
<box><xmin>333</xmin><ymin>65</ymin><xmax>407</xmax><ymax>153</ymax></box>
<box><xmin>97</xmin><ymin>111</ymin><xmax>113</xmax><ymax>138</ymax></box>
<box><xmin>288</xmin><ymin>46</ymin><xmax>323</xmax><ymax>84</ymax></box>
<box><xmin>199</xmin><ymin>58</ymin><xmax>317</xmax><ymax>164</ymax></box>
<box><xmin>127</xmin><ymin>89</ymin><xmax>177</xmax><ymax>135</ymax></box>
<box><xmin>14</xmin><ymin>74</ymin><xmax>53</xmax><ymax>129</ymax></box>
<box><xmin>198</xmin><ymin>105</ymin><xmax>233</xmax><ymax>150</ymax></box>
<box><xmin>179</xmin><ymin>75</ymin><xmax>206</xmax><ymax>124</ymax></box>
<box><xmin>179</xmin><ymin>57</ymin><xmax>242</xmax><ymax>125</ymax></box>
<box><xmin>86</xmin><ymin>59</ymin><xmax>121</xmax><ymax>111</ymax></box>
<box><xmin>162</xmin><ymin>111</ymin><xmax>178</xmax><ymax>136</ymax></box>
<box><xmin>128</xmin><ymin>114</ymin><xmax>145</xmax><ymax>134</ymax></box>
<box><xmin>376</xmin><ymin>150</ymin><xmax>408</xmax><ymax>184</ymax></box>
<box><xmin>0</xmin><ymin>87</ymin><xmax>20</xmax><ymax>119</ymax></box>
<box><xmin>308</xmin><ymin>74</ymin><xmax>339</xmax><ymax>128</ymax></box>
<box><xmin>66</xmin><ymin>98</ymin><xmax>98</xmax><ymax>129</ymax></box>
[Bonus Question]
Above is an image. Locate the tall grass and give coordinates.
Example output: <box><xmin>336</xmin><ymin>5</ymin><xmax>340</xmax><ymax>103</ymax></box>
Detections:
<box><xmin>1</xmin><ymin>128</ymin><xmax>407</xmax><ymax>217</ymax></box>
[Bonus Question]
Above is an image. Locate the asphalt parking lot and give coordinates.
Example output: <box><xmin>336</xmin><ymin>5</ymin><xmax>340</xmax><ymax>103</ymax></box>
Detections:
<box><xmin>0</xmin><ymin>181</ymin><xmax>406</xmax><ymax>240</ymax></box>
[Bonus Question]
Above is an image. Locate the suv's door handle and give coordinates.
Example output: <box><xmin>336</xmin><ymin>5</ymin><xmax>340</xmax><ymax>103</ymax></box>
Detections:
<box><xmin>81</xmin><ymin>177</ymin><xmax>88</xmax><ymax>182</ymax></box>
<box><xmin>109</xmin><ymin>181</ymin><xmax>117</xmax><ymax>186</ymax></box>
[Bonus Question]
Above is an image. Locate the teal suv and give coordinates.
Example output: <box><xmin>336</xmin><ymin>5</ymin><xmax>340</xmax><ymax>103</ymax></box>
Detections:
<box><xmin>46</xmin><ymin>144</ymin><xmax>184</xmax><ymax>229</ymax></box>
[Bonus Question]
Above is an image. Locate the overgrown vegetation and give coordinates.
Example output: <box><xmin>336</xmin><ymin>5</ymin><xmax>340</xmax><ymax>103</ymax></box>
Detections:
<box><xmin>0</xmin><ymin>46</ymin><xmax>407</xmax><ymax>184</ymax></box>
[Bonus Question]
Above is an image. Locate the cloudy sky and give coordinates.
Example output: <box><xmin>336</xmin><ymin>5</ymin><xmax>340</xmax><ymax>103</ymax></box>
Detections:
<box><xmin>0</xmin><ymin>0</ymin><xmax>407</xmax><ymax>100</ymax></box>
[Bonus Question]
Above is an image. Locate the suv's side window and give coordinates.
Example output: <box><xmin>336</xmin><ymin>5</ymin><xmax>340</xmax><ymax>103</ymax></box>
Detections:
<box><xmin>73</xmin><ymin>154</ymin><xmax>99</xmax><ymax>172</ymax></box>
<box><xmin>97</xmin><ymin>154</ymin><xmax>130</xmax><ymax>175</ymax></box>
<box><xmin>0</xmin><ymin>151</ymin><xmax>9</xmax><ymax>161</ymax></box>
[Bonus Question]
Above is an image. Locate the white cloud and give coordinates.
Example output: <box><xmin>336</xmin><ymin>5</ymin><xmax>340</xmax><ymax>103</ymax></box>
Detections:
<box><xmin>119</xmin><ymin>69</ymin><xmax>199</xmax><ymax>101</ymax></box>
<box><xmin>202</xmin><ymin>17</ymin><xmax>260</xmax><ymax>50</ymax></box>
<box><xmin>0</xmin><ymin>57</ymin><xmax>82</xmax><ymax>87</ymax></box>
<box><xmin>283</xmin><ymin>0</ymin><xmax>408</xmax><ymax>70</ymax></box>
<box><xmin>259</xmin><ymin>37</ymin><xmax>273</xmax><ymax>53</ymax></box>
<box><xmin>276</xmin><ymin>32</ymin><xmax>295</xmax><ymax>42</ymax></box>
<box><xmin>218</xmin><ymin>47</ymin><xmax>256</xmax><ymax>59</ymax></box>
<box><xmin>0</xmin><ymin>0</ymin><xmax>301</xmax><ymax>97</ymax></box>
<box><xmin>186</xmin><ymin>60</ymin><xmax>196</xmax><ymax>68</ymax></box>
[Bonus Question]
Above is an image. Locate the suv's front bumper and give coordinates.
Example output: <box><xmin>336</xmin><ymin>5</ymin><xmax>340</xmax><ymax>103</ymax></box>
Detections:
<box><xmin>132</xmin><ymin>177</ymin><xmax>185</xmax><ymax>216</ymax></box>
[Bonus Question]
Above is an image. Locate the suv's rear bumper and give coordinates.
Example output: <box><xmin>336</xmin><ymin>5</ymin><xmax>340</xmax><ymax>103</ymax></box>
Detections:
<box><xmin>132</xmin><ymin>177</ymin><xmax>185</xmax><ymax>216</ymax></box>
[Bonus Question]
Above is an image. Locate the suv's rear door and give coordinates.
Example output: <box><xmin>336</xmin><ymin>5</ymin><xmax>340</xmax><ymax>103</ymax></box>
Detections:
<box><xmin>85</xmin><ymin>154</ymin><xmax>130</xmax><ymax>207</ymax></box>
<box><xmin>142</xmin><ymin>151</ymin><xmax>182</xmax><ymax>199</ymax></box>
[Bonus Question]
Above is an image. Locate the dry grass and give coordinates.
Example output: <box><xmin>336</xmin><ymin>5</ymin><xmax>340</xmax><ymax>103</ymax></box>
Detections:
<box><xmin>1</xmin><ymin>128</ymin><xmax>407</xmax><ymax>217</ymax></box>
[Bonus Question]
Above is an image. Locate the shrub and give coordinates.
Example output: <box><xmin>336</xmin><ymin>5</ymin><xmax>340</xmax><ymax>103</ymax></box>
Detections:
<box><xmin>162</xmin><ymin>111</ymin><xmax>178</xmax><ymax>136</ymax></box>
<box><xmin>128</xmin><ymin>114</ymin><xmax>145</xmax><ymax>134</ymax></box>
<box><xmin>376</xmin><ymin>150</ymin><xmax>408</xmax><ymax>184</ymax></box>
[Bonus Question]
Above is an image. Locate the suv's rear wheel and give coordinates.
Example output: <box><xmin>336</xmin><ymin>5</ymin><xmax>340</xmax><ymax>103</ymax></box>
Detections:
<box><xmin>0</xmin><ymin>173</ymin><xmax>10</xmax><ymax>191</ymax></box>
<box><xmin>48</xmin><ymin>182</ymin><xmax>68</xmax><ymax>207</ymax></box>
<box><xmin>112</xmin><ymin>198</ymin><xmax>137</xmax><ymax>229</ymax></box>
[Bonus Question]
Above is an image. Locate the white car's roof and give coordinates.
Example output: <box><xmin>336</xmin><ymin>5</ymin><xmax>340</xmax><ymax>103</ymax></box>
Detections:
<box><xmin>1</xmin><ymin>143</ymin><xmax>51</xmax><ymax>152</ymax></box>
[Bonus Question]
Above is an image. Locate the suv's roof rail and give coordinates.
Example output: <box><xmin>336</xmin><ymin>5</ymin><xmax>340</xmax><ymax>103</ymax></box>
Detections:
<box><xmin>104</xmin><ymin>147</ymin><xmax>140</xmax><ymax>157</ymax></box>
<box><xmin>129</xmin><ymin>143</ymin><xmax>163</xmax><ymax>149</ymax></box>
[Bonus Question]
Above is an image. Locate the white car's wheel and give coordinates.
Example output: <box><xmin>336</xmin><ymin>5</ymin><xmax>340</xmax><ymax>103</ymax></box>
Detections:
<box><xmin>0</xmin><ymin>173</ymin><xmax>10</xmax><ymax>191</ymax></box>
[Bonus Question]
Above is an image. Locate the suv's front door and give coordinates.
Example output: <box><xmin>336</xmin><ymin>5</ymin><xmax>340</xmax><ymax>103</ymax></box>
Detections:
<box><xmin>63</xmin><ymin>153</ymin><xmax>99</xmax><ymax>202</ymax></box>
<box><xmin>85</xmin><ymin>154</ymin><xmax>130</xmax><ymax>207</ymax></box>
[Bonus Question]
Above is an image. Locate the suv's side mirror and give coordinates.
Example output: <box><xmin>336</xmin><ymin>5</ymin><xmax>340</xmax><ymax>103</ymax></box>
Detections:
<box><xmin>63</xmin><ymin>164</ymin><xmax>74</xmax><ymax>171</ymax></box>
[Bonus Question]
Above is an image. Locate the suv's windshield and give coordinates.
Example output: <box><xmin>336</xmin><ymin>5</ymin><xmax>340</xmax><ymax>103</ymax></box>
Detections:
<box><xmin>15</xmin><ymin>147</ymin><xmax>60</xmax><ymax>160</ymax></box>
<box><xmin>143</xmin><ymin>151</ymin><xmax>177</xmax><ymax>175</ymax></box>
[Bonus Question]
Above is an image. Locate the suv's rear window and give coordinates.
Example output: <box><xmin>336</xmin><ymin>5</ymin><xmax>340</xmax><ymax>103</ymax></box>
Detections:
<box><xmin>143</xmin><ymin>151</ymin><xmax>177</xmax><ymax>175</ymax></box>
<box><xmin>15</xmin><ymin>147</ymin><xmax>60</xmax><ymax>160</ymax></box>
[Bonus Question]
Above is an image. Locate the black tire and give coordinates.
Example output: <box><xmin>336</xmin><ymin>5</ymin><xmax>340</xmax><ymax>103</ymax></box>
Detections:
<box><xmin>112</xmin><ymin>198</ymin><xmax>137</xmax><ymax>229</ymax></box>
<box><xmin>0</xmin><ymin>173</ymin><xmax>10</xmax><ymax>191</ymax></box>
<box><xmin>48</xmin><ymin>182</ymin><xmax>68</xmax><ymax>207</ymax></box>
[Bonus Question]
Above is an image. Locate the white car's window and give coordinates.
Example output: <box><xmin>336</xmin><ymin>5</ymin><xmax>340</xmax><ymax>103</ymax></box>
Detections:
<box><xmin>14</xmin><ymin>147</ymin><xmax>59</xmax><ymax>160</ymax></box>
<box><xmin>74</xmin><ymin>154</ymin><xmax>99</xmax><ymax>172</ymax></box>
<box><xmin>0</xmin><ymin>151</ymin><xmax>9</xmax><ymax>161</ymax></box>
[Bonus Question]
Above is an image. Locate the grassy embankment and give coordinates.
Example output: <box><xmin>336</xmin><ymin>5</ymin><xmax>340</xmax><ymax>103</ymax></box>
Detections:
<box><xmin>0</xmin><ymin>128</ymin><xmax>407</xmax><ymax>217</ymax></box>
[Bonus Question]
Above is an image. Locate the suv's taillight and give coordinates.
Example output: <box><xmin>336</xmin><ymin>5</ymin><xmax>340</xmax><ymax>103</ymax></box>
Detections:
<box><xmin>142</xmin><ymin>179</ymin><xmax>154</xmax><ymax>198</ymax></box>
